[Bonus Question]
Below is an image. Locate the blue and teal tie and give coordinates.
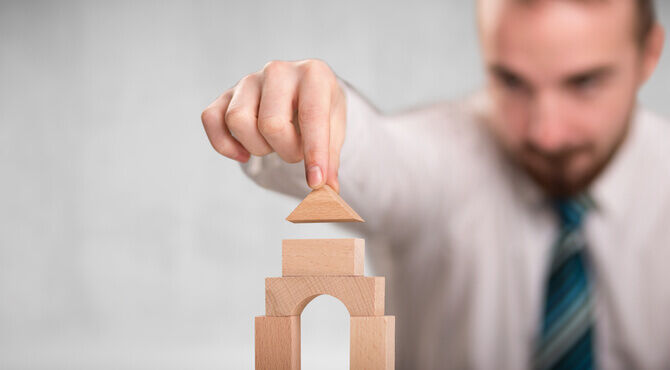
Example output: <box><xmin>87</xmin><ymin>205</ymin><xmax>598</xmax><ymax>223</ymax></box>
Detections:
<box><xmin>534</xmin><ymin>195</ymin><xmax>596</xmax><ymax>370</ymax></box>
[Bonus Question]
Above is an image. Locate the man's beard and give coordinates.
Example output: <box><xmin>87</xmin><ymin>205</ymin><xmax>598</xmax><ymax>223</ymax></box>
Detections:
<box><xmin>517</xmin><ymin>123</ymin><xmax>631</xmax><ymax>198</ymax></box>
<box><xmin>520</xmin><ymin>152</ymin><xmax>596</xmax><ymax>198</ymax></box>
<box><xmin>520</xmin><ymin>144</ymin><xmax>596</xmax><ymax>197</ymax></box>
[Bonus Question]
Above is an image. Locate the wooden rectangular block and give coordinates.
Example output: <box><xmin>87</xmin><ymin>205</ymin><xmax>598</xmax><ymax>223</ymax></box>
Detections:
<box><xmin>255</xmin><ymin>316</ymin><xmax>300</xmax><ymax>370</ymax></box>
<box><xmin>282</xmin><ymin>239</ymin><xmax>364</xmax><ymax>276</ymax></box>
<box><xmin>265</xmin><ymin>276</ymin><xmax>385</xmax><ymax>317</ymax></box>
<box><xmin>350</xmin><ymin>316</ymin><xmax>395</xmax><ymax>370</ymax></box>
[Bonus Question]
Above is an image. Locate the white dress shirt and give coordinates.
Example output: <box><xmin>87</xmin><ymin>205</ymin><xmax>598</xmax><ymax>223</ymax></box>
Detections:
<box><xmin>241</xmin><ymin>80</ymin><xmax>670</xmax><ymax>370</ymax></box>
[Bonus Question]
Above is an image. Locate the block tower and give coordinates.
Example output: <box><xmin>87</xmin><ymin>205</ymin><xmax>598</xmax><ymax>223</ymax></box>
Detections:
<box><xmin>255</xmin><ymin>185</ymin><xmax>395</xmax><ymax>369</ymax></box>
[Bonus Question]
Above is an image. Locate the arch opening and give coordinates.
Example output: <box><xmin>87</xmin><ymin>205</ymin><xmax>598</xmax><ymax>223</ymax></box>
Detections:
<box><xmin>301</xmin><ymin>294</ymin><xmax>350</xmax><ymax>370</ymax></box>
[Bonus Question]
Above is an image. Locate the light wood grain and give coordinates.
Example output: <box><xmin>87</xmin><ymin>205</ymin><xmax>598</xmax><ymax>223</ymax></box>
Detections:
<box><xmin>282</xmin><ymin>239</ymin><xmax>365</xmax><ymax>276</ymax></box>
<box><xmin>350</xmin><ymin>316</ymin><xmax>395</xmax><ymax>370</ymax></box>
<box><xmin>255</xmin><ymin>315</ymin><xmax>300</xmax><ymax>370</ymax></box>
<box><xmin>265</xmin><ymin>276</ymin><xmax>385</xmax><ymax>317</ymax></box>
<box><xmin>286</xmin><ymin>185</ymin><xmax>364</xmax><ymax>223</ymax></box>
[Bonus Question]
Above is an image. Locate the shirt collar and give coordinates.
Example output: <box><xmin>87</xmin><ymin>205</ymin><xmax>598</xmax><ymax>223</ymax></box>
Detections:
<box><xmin>589</xmin><ymin>104</ymin><xmax>644</xmax><ymax>220</ymax></box>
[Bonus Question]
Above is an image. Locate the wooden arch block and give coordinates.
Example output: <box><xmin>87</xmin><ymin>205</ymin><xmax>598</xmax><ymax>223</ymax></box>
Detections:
<box><xmin>255</xmin><ymin>316</ymin><xmax>300</xmax><ymax>370</ymax></box>
<box><xmin>255</xmin><ymin>314</ymin><xmax>396</xmax><ymax>370</ymax></box>
<box><xmin>282</xmin><ymin>239</ymin><xmax>365</xmax><ymax>276</ymax></box>
<box><xmin>265</xmin><ymin>276</ymin><xmax>385</xmax><ymax>317</ymax></box>
<box><xmin>286</xmin><ymin>185</ymin><xmax>364</xmax><ymax>223</ymax></box>
<box><xmin>350</xmin><ymin>316</ymin><xmax>395</xmax><ymax>369</ymax></box>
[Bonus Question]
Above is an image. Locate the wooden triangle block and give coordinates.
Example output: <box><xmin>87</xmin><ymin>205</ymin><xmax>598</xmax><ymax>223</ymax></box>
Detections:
<box><xmin>286</xmin><ymin>185</ymin><xmax>364</xmax><ymax>223</ymax></box>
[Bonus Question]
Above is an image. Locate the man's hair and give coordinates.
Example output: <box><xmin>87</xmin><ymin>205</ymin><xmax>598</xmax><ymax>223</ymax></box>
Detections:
<box><xmin>512</xmin><ymin>0</ymin><xmax>657</xmax><ymax>45</ymax></box>
<box><xmin>636</xmin><ymin>0</ymin><xmax>657</xmax><ymax>45</ymax></box>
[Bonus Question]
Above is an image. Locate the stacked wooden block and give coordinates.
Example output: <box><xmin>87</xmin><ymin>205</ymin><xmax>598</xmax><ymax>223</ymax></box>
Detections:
<box><xmin>255</xmin><ymin>185</ymin><xmax>395</xmax><ymax>369</ymax></box>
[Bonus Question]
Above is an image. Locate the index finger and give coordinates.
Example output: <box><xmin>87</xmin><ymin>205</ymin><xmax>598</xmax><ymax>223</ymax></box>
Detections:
<box><xmin>297</xmin><ymin>72</ymin><xmax>332</xmax><ymax>189</ymax></box>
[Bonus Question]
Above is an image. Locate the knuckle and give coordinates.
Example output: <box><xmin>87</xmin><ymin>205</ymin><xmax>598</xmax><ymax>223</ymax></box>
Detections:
<box><xmin>201</xmin><ymin>108</ymin><xmax>222</xmax><ymax>127</ymax></box>
<box><xmin>258</xmin><ymin>115</ymin><xmax>287</xmax><ymax>136</ymax></box>
<box><xmin>225</xmin><ymin>107</ymin><xmax>255</xmax><ymax>131</ymax></box>
<box><xmin>211</xmin><ymin>139</ymin><xmax>235</xmax><ymax>158</ymax></box>
<box><xmin>237</xmin><ymin>73</ymin><xmax>258</xmax><ymax>87</ymax></box>
<box><xmin>248</xmin><ymin>146</ymin><xmax>273</xmax><ymax>157</ymax></box>
<box><xmin>300</xmin><ymin>59</ymin><xmax>332</xmax><ymax>76</ymax></box>
<box><xmin>262</xmin><ymin>60</ymin><xmax>288</xmax><ymax>77</ymax></box>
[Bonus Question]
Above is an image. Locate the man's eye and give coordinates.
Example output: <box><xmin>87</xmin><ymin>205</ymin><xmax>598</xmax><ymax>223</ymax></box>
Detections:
<box><xmin>570</xmin><ymin>75</ymin><xmax>599</xmax><ymax>91</ymax></box>
<box><xmin>500</xmin><ymin>73</ymin><xmax>523</xmax><ymax>90</ymax></box>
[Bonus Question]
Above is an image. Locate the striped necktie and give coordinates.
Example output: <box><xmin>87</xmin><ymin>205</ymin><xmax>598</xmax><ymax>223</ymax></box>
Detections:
<box><xmin>534</xmin><ymin>195</ymin><xmax>596</xmax><ymax>370</ymax></box>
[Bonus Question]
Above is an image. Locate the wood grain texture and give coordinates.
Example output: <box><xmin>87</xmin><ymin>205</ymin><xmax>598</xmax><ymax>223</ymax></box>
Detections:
<box><xmin>265</xmin><ymin>276</ymin><xmax>385</xmax><ymax>317</ymax></box>
<box><xmin>286</xmin><ymin>185</ymin><xmax>364</xmax><ymax>223</ymax></box>
<box><xmin>282</xmin><ymin>239</ymin><xmax>365</xmax><ymax>277</ymax></box>
<box><xmin>350</xmin><ymin>316</ymin><xmax>395</xmax><ymax>370</ymax></box>
<box><xmin>255</xmin><ymin>316</ymin><xmax>300</xmax><ymax>370</ymax></box>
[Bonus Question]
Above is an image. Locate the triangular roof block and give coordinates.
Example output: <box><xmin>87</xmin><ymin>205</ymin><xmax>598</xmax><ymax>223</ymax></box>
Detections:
<box><xmin>286</xmin><ymin>185</ymin><xmax>365</xmax><ymax>223</ymax></box>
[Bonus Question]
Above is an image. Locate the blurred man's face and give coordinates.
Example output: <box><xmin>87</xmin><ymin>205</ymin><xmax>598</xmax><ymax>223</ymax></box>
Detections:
<box><xmin>479</xmin><ymin>0</ymin><xmax>661</xmax><ymax>196</ymax></box>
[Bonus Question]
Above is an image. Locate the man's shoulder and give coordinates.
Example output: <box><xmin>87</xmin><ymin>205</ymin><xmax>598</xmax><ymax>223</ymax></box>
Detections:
<box><xmin>638</xmin><ymin>107</ymin><xmax>670</xmax><ymax>133</ymax></box>
<box><xmin>382</xmin><ymin>92</ymin><xmax>504</xmax><ymax>184</ymax></box>
<box><xmin>636</xmin><ymin>107</ymin><xmax>670</xmax><ymax>162</ymax></box>
<box><xmin>620</xmin><ymin>107</ymin><xmax>670</xmax><ymax>224</ymax></box>
<box><xmin>629</xmin><ymin>106</ymin><xmax>670</xmax><ymax>196</ymax></box>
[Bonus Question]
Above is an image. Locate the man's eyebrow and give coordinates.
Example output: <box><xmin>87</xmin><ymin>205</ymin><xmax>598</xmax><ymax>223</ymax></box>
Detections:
<box><xmin>490</xmin><ymin>64</ymin><xmax>521</xmax><ymax>77</ymax></box>
<box><xmin>564</xmin><ymin>66</ymin><xmax>615</xmax><ymax>84</ymax></box>
<box><xmin>489</xmin><ymin>64</ymin><xmax>530</xmax><ymax>84</ymax></box>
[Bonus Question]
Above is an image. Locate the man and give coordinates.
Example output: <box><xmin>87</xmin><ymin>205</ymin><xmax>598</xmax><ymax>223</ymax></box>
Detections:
<box><xmin>201</xmin><ymin>0</ymin><xmax>669</xmax><ymax>368</ymax></box>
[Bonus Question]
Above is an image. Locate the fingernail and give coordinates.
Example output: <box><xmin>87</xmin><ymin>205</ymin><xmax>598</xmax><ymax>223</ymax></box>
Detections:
<box><xmin>307</xmin><ymin>166</ymin><xmax>323</xmax><ymax>188</ymax></box>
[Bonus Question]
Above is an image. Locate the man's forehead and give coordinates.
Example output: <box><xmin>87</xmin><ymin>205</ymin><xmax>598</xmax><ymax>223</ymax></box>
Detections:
<box><xmin>477</xmin><ymin>0</ymin><xmax>638</xmax><ymax>80</ymax></box>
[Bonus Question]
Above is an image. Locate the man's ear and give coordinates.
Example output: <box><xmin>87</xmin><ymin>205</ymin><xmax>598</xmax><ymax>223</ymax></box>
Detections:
<box><xmin>641</xmin><ymin>23</ymin><xmax>665</xmax><ymax>84</ymax></box>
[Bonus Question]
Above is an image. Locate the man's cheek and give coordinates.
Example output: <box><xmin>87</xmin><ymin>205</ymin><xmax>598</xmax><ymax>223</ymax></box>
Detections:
<box><xmin>506</xmin><ymin>120</ymin><xmax>528</xmax><ymax>149</ymax></box>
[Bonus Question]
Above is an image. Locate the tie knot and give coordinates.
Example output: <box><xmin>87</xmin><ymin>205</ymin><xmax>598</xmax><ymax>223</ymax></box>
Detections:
<box><xmin>552</xmin><ymin>194</ymin><xmax>593</xmax><ymax>229</ymax></box>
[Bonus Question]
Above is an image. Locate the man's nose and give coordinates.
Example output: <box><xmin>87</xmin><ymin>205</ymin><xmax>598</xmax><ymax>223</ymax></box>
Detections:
<box><xmin>527</xmin><ymin>93</ymin><xmax>571</xmax><ymax>152</ymax></box>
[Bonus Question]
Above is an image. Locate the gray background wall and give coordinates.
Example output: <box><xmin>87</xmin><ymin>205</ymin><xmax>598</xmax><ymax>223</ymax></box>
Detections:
<box><xmin>1</xmin><ymin>1</ymin><xmax>668</xmax><ymax>369</ymax></box>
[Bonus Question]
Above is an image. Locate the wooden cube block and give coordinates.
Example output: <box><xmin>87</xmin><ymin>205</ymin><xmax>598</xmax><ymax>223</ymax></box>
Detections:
<box><xmin>265</xmin><ymin>276</ymin><xmax>385</xmax><ymax>317</ymax></box>
<box><xmin>282</xmin><ymin>239</ymin><xmax>365</xmax><ymax>277</ymax></box>
<box><xmin>350</xmin><ymin>316</ymin><xmax>395</xmax><ymax>370</ymax></box>
<box><xmin>255</xmin><ymin>316</ymin><xmax>300</xmax><ymax>370</ymax></box>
